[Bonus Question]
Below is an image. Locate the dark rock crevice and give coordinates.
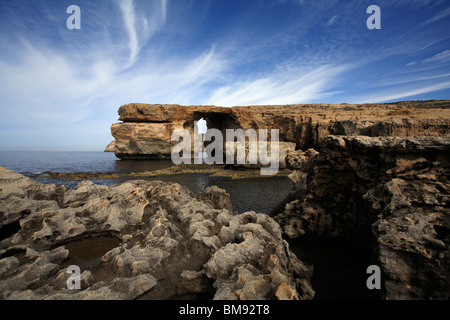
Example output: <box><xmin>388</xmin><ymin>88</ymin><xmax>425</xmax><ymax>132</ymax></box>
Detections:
<box><xmin>0</xmin><ymin>220</ymin><xmax>22</xmax><ymax>242</ymax></box>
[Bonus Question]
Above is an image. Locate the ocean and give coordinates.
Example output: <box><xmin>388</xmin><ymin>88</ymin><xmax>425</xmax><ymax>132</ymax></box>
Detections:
<box><xmin>0</xmin><ymin>151</ymin><xmax>292</xmax><ymax>214</ymax></box>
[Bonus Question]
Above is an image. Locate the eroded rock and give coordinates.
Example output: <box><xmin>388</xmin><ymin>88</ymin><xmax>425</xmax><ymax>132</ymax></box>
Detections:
<box><xmin>273</xmin><ymin>136</ymin><xmax>450</xmax><ymax>299</ymax></box>
<box><xmin>110</xmin><ymin>101</ymin><xmax>450</xmax><ymax>160</ymax></box>
<box><xmin>0</xmin><ymin>166</ymin><xmax>313</xmax><ymax>300</ymax></box>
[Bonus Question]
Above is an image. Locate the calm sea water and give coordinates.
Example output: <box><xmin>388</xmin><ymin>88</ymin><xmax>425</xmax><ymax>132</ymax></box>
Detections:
<box><xmin>0</xmin><ymin>151</ymin><xmax>292</xmax><ymax>214</ymax></box>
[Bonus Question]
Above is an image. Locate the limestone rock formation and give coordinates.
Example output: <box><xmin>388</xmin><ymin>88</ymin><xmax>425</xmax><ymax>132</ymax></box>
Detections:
<box><xmin>107</xmin><ymin>100</ymin><xmax>449</xmax><ymax>299</ymax></box>
<box><xmin>272</xmin><ymin>136</ymin><xmax>450</xmax><ymax>299</ymax></box>
<box><xmin>0</xmin><ymin>166</ymin><xmax>314</xmax><ymax>300</ymax></box>
<box><xmin>110</xmin><ymin>101</ymin><xmax>450</xmax><ymax>162</ymax></box>
<box><xmin>285</xmin><ymin>148</ymin><xmax>319</xmax><ymax>170</ymax></box>
<box><xmin>104</xmin><ymin>141</ymin><xmax>115</xmax><ymax>152</ymax></box>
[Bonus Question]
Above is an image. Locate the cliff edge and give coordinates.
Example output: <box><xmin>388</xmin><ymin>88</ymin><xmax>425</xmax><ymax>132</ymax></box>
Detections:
<box><xmin>109</xmin><ymin>100</ymin><xmax>450</xmax><ymax>161</ymax></box>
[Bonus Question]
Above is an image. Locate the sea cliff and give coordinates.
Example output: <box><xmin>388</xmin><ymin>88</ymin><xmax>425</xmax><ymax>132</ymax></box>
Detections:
<box><xmin>109</xmin><ymin>101</ymin><xmax>450</xmax><ymax>161</ymax></box>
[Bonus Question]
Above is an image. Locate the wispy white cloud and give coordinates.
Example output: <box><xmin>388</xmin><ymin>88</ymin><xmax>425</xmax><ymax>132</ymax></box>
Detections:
<box><xmin>0</xmin><ymin>0</ymin><xmax>449</xmax><ymax>150</ymax></box>
<box><xmin>325</xmin><ymin>14</ymin><xmax>338</xmax><ymax>27</ymax></box>
<box><xmin>161</xmin><ymin>0</ymin><xmax>168</xmax><ymax>24</ymax></box>
<box><xmin>207</xmin><ymin>64</ymin><xmax>352</xmax><ymax>106</ymax></box>
<box><xmin>424</xmin><ymin>50</ymin><xmax>450</xmax><ymax>63</ymax></box>
<box><xmin>421</xmin><ymin>7</ymin><xmax>450</xmax><ymax>26</ymax></box>
<box><xmin>119</xmin><ymin>0</ymin><xmax>139</xmax><ymax>68</ymax></box>
<box><xmin>0</xmin><ymin>41</ymin><xmax>114</xmax><ymax>124</ymax></box>
<box><xmin>354</xmin><ymin>81</ymin><xmax>450</xmax><ymax>104</ymax></box>
<box><xmin>118</xmin><ymin>0</ymin><xmax>168</xmax><ymax>69</ymax></box>
<box><xmin>370</xmin><ymin>72</ymin><xmax>450</xmax><ymax>87</ymax></box>
<box><xmin>0</xmin><ymin>40</ymin><xmax>226</xmax><ymax>123</ymax></box>
<box><xmin>418</xmin><ymin>37</ymin><xmax>450</xmax><ymax>51</ymax></box>
<box><xmin>0</xmin><ymin>0</ymin><xmax>227</xmax><ymax>150</ymax></box>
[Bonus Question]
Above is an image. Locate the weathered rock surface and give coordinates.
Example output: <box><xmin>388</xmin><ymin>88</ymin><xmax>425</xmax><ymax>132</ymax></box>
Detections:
<box><xmin>110</xmin><ymin>101</ymin><xmax>450</xmax><ymax>161</ymax></box>
<box><xmin>104</xmin><ymin>141</ymin><xmax>115</xmax><ymax>152</ymax></box>
<box><xmin>273</xmin><ymin>136</ymin><xmax>450</xmax><ymax>299</ymax></box>
<box><xmin>107</xmin><ymin>100</ymin><xmax>450</xmax><ymax>299</ymax></box>
<box><xmin>0</xmin><ymin>166</ymin><xmax>314</xmax><ymax>300</ymax></box>
<box><xmin>285</xmin><ymin>148</ymin><xmax>319</xmax><ymax>170</ymax></box>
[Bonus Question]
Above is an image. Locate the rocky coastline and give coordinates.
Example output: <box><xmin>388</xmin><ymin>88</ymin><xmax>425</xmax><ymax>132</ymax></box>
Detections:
<box><xmin>1</xmin><ymin>100</ymin><xmax>449</xmax><ymax>300</ymax></box>
<box><xmin>0</xmin><ymin>166</ymin><xmax>313</xmax><ymax>300</ymax></box>
<box><xmin>109</xmin><ymin>100</ymin><xmax>449</xmax><ymax>161</ymax></box>
<box><xmin>34</xmin><ymin>164</ymin><xmax>291</xmax><ymax>182</ymax></box>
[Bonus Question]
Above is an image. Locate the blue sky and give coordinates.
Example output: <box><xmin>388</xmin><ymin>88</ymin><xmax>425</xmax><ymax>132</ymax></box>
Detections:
<box><xmin>0</xmin><ymin>0</ymin><xmax>449</xmax><ymax>151</ymax></box>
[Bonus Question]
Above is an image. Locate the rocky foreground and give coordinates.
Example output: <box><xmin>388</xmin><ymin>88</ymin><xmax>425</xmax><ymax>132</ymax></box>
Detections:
<box><xmin>0</xmin><ymin>166</ymin><xmax>313</xmax><ymax>300</ymax></box>
<box><xmin>274</xmin><ymin>135</ymin><xmax>450</xmax><ymax>299</ymax></box>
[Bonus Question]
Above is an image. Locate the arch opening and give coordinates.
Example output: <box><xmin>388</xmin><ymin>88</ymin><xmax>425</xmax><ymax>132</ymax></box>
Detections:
<box><xmin>182</xmin><ymin>112</ymin><xmax>241</xmax><ymax>164</ymax></box>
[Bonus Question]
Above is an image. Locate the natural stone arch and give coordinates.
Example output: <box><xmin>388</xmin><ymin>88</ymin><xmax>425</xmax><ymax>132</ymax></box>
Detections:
<box><xmin>181</xmin><ymin>112</ymin><xmax>242</xmax><ymax>161</ymax></box>
<box><xmin>192</xmin><ymin>111</ymin><xmax>241</xmax><ymax>135</ymax></box>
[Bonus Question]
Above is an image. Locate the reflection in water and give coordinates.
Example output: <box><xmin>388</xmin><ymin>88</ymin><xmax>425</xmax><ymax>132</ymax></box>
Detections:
<box><xmin>112</xmin><ymin>159</ymin><xmax>175</xmax><ymax>173</ymax></box>
<box><xmin>194</xmin><ymin>173</ymin><xmax>209</xmax><ymax>193</ymax></box>
<box><xmin>113</xmin><ymin>173</ymin><xmax>292</xmax><ymax>214</ymax></box>
<box><xmin>31</xmin><ymin>170</ymin><xmax>292</xmax><ymax>215</ymax></box>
